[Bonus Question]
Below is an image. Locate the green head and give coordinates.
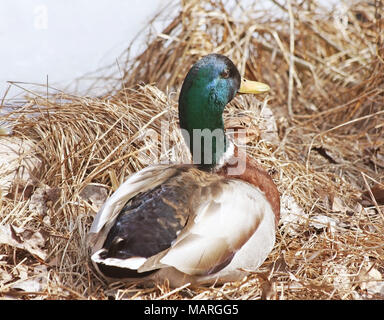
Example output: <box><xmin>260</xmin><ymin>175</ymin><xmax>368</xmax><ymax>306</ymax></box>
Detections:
<box><xmin>178</xmin><ymin>53</ymin><xmax>269</xmax><ymax>170</ymax></box>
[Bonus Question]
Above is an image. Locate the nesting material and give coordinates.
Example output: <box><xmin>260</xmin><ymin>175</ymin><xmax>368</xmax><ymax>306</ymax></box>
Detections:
<box><xmin>0</xmin><ymin>0</ymin><xmax>383</xmax><ymax>299</ymax></box>
<box><xmin>0</xmin><ymin>137</ymin><xmax>41</xmax><ymax>196</ymax></box>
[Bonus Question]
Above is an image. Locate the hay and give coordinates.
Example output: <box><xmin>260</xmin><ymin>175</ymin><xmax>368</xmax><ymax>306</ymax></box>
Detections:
<box><xmin>0</xmin><ymin>0</ymin><xmax>383</xmax><ymax>299</ymax></box>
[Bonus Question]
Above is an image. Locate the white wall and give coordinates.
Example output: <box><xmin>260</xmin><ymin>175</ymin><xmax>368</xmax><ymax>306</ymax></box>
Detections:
<box><xmin>0</xmin><ymin>0</ymin><xmax>171</xmax><ymax>99</ymax></box>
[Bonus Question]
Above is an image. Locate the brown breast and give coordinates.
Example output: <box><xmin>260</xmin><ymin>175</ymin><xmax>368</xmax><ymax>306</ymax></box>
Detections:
<box><xmin>216</xmin><ymin>146</ymin><xmax>280</xmax><ymax>226</ymax></box>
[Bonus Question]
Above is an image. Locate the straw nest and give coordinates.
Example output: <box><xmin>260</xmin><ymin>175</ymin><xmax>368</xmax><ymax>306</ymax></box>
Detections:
<box><xmin>0</xmin><ymin>0</ymin><xmax>383</xmax><ymax>300</ymax></box>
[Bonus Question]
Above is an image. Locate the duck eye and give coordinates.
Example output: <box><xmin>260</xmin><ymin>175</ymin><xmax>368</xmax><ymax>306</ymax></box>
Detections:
<box><xmin>221</xmin><ymin>68</ymin><xmax>230</xmax><ymax>79</ymax></box>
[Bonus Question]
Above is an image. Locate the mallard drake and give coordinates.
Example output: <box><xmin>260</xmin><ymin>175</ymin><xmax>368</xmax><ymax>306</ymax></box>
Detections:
<box><xmin>88</xmin><ymin>54</ymin><xmax>280</xmax><ymax>287</ymax></box>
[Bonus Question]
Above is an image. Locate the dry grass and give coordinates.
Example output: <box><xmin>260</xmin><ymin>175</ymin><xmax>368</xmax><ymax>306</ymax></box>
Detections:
<box><xmin>0</xmin><ymin>0</ymin><xmax>383</xmax><ymax>300</ymax></box>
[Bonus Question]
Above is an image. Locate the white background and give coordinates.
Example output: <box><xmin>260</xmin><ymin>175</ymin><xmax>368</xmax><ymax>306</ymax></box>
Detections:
<box><xmin>1</xmin><ymin>0</ymin><xmax>342</xmax><ymax>100</ymax></box>
<box><xmin>0</xmin><ymin>0</ymin><xmax>170</xmax><ymax>99</ymax></box>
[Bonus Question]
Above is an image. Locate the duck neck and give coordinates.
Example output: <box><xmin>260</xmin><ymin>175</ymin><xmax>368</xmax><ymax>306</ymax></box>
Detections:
<box><xmin>178</xmin><ymin>89</ymin><xmax>228</xmax><ymax>171</ymax></box>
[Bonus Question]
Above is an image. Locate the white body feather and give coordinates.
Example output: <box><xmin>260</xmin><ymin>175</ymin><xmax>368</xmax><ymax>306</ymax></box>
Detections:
<box><xmin>88</xmin><ymin>164</ymin><xmax>276</xmax><ymax>286</ymax></box>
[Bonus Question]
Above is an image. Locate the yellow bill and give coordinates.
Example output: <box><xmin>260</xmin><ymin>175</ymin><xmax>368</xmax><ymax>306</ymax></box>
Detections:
<box><xmin>238</xmin><ymin>78</ymin><xmax>270</xmax><ymax>94</ymax></box>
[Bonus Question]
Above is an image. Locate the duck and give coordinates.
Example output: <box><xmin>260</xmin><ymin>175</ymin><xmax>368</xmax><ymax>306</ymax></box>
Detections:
<box><xmin>88</xmin><ymin>53</ymin><xmax>280</xmax><ymax>287</ymax></box>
